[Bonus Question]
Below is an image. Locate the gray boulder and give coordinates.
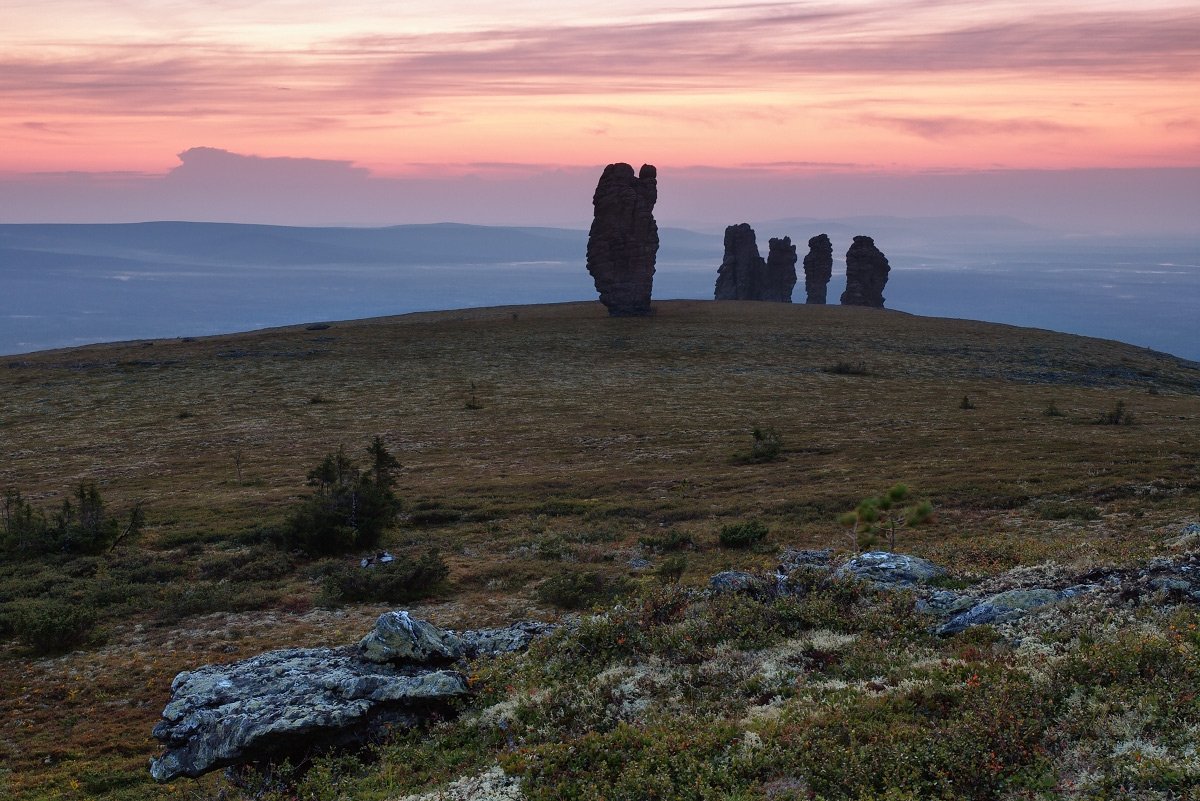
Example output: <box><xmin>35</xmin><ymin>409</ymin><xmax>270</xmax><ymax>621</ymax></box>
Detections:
<box><xmin>936</xmin><ymin>588</ymin><xmax>1062</xmax><ymax>636</ymax></box>
<box><xmin>152</xmin><ymin>614</ymin><xmax>552</xmax><ymax>782</ymax></box>
<box><xmin>709</xmin><ymin>571</ymin><xmax>770</xmax><ymax>597</ymax></box>
<box><xmin>836</xmin><ymin>551</ymin><xmax>945</xmax><ymax>587</ymax></box>
<box><xmin>150</xmin><ymin>647</ymin><xmax>467</xmax><ymax>781</ymax></box>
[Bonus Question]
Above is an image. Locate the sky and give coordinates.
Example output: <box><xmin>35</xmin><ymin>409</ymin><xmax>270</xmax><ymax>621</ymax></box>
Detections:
<box><xmin>2</xmin><ymin>0</ymin><xmax>1198</xmax><ymax>231</ymax></box>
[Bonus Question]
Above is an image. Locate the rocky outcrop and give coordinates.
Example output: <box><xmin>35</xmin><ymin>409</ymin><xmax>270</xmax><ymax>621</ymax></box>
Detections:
<box><xmin>839</xmin><ymin>236</ymin><xmax>890</xmax><ymax>308</ymax></box>
<box><xmin>714</xmin><ymin>224</ymin><xmax>796</xmax><ymax>302</ymax></box>
<box><xmin>763</xmin><ymin>237</ymin><xmax>798</xmax><ymax>302</ymax></box>
<box><xmin>714</xmin><ymin>223</ymin><xmax>763</xmax><ymax>301</ymax></box>
<box><xmin>150</xmin><ymin>614</ymin><xmax>552</xmax><ymax>782</ymax></box>
<box><xmin>802</xmin><ymin>234</ymin><xmax>833</xmax><ymax>304</ymax></box>
<box><xmin>586</xmin><ymin>163</ymin><xmax>659</xmax><ymax>316</ymax></box>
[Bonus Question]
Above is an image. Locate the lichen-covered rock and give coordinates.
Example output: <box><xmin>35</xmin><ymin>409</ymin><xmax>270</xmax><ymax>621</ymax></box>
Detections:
<box><xmin>839</xmin><ymin>235</ymin><xmax>890</xmax><ymax>308</ymax></box>
<box><xmin>149</xmin><ymin>647</ymin><xmax>467</xmax><ymax>781</ymax></box>
<box><xmin>360</xmin><ymin>610</ymin><xmax>464</xmax><ymax>663</ymax></box>
<box><xmin>395</xmin><ymin>766</ymin><xmax>523</xmax><ymax>801</ymax></box>
<box><xmin>836</xmin><ymin>551</ymin><xmax>945</xmax><ymax>587</ymax></box>
<box><xmin>778</xmin><ymin>548</ymin><xmax>833</xmax><ymax>573</ymax></box>
<box><xmin>763</xmin><ymin>237</ymin><xmax>798</xmax><ymax>302</ymax></box>
<box><xmin>586</xmin><ymin>162</ymin><xmax>659</xmax><ymax>316</ymax></box>
<box><xmin>714</xmin><ymin>223</ymin><xmax>763</xmax><ymax>301</ymax></box>
<box><xmin>802</xmin><ymin>234</ymin><xmax>833</xmax><ymax>304</ymax></box>
<box><xmin>936</xmin><ymin>588</ymin><xmax>1061</xmax><ymax>636</ymax></box>
<box><xmin>152</xmin><ymin>614</ymin><xmax>553</xmax><ymax>782</ymax></box>
<box><xmin>709</xmin><ymin>570</ymin><xmax>769</xmax><ymax>597</ymax></box>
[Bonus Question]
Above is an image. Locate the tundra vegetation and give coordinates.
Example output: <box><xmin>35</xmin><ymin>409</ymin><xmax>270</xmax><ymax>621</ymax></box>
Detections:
<box><xmin>1</xmin><ymin>300</ymin><xmax>1200</xmax><ymax>799</ymax></box>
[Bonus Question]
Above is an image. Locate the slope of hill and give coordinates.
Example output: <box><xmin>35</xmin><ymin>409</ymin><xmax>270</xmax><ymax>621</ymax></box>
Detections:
<box><xmin>1</xmin><ymin>301</ymin><xmax>1198</xmax><ymax>799</ymax></box>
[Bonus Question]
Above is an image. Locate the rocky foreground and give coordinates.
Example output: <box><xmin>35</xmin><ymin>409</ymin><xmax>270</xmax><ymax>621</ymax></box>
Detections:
<box><xmin>152</xmin><ymin>539</ymin><xmax>1200</xmax><ymax>786</ymax></box>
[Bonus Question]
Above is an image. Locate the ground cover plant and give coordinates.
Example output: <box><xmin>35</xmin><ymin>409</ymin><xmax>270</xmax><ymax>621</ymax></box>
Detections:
<box><xmin>0</xmin><ymin>300</ymin><xmax>1199</xmax><ymax>799</ymax></box>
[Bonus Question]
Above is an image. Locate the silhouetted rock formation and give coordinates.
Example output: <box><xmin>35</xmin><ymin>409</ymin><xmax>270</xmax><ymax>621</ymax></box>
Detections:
<box><xmin>714</xmin><ymin>223</ymin><xmax>763</xmax><ymax>300</ymax></box>
<box><xmin>802</xmin><ymin>234</ymin><xmax>833</xmax><ymax>304</ymax></box>
<box><xmin>586</xmin><ymin>163</ymin><xmax>659</xmax><ymax>316</ymax></box>
<box><xmin>715</xmin><ymin>224</ymin><xmax>796</xmax><ymax>302</ymax></box>
<box><xmin>840</xmin><ymin>235</ymin><xmax>890</xmax><ymax>308</ymax></box>
<box><xmin>763</xmin><ymin>237</ymin><xmax>798</xmax><ymax>302</ymax></box>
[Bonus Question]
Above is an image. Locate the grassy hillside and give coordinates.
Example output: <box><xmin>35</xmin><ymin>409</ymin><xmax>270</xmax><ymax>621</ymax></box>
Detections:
<box><xmin>2</xmin><ymin>300</ymin><xmax>1199</xmax><ymax>799</ymax></box>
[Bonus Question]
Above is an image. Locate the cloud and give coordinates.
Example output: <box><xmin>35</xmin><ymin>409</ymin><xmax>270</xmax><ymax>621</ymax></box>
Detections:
<box><xmin>165</xmin><ymin>146</ymin><xmax>371</xmax><ymax>186</ymax></box>
<box><xmin>2</xmin><ymin>4</ymin><xmax>1196</xmax><ymax>114</ymax></box>
<box><xmin>858</xmin><ymin>115</ymin><xmax>1084</xmax><ymax>140</ymax></box>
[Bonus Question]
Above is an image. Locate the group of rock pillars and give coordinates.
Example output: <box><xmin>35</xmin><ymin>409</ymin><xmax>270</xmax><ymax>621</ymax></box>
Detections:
<box><xmin>585</xmin><ymin>162</ymin><xmax>892</xmax><ymax>315</ymax></box>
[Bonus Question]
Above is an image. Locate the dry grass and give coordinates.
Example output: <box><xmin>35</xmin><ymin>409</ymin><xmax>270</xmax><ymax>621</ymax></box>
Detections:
<box><xmin>2</xmin><ymin>300</ymin><xmax>1199</xmax><ymax>798</ymax></box>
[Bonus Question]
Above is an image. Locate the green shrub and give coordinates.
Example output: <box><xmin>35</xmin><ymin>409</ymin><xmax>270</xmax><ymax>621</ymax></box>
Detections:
<box><xmin>1094</xmin><ymin>400</ymin><xmax>1135</xmax><ymax>425</ymax></box>
<box><xmin>536</xmin><ymin>569</ymin><xmax>631</xmax><ymax>610</ymax></box>
<box><xmin>748</xmin><ymin>426</ymin><xmax>783</xmax><ymax>462</ymax></box>
<box><xmin>281</xmin><ymin>437</ymin><xmax>401</xmax><ymax>555</ymax></box>
<box><xmin>1037</xmin><ymin>501</ymin><xmax>1100</xmax><ymax>521</ymax></box>
<box><xmin>638</xmin><ymin>530</ymin><xmax>695</xmax><ymax>552</ymax></box>
<box><xmin>318</xmin><ymin>550</ymin><xmax>449</xmax><ymax>606</ymax></box>
<box><xmin>838</xmin><ymin>484</ymin><xmax>933</xmax><ymax>551</ymax></box>
<box><xmin>718</xmin><ymin>520</ymin><xmax>768</xmax><ymax>549</ymax></box>
<box><xmin>5</xmin><ymin>598</ymin><xmax>99</xmax><ymax>654</ymax></box>
<box><xmin>2</xmin><ymin>484</ymin><xmax>143</xmax><ymax>555</ymax></box>
<box><xmin>654</xmin><ymin>555</ymin><xmax>688</xmax><ymax>584</ymax></box>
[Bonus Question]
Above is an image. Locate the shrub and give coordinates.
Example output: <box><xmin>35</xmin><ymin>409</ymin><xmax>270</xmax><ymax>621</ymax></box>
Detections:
<box><xmin>1037</xmin><ymin>501</ymin><xmax>1101</xmax><ymax>521</ymax></box>
<box><xmin>839</xmin><ymin>484</ymin><xmax>933</xmax><ymax>551</ymax></box>
<box><xmin>319</xmin><ymin>550</ymin><xmax>449</xmax><ymax>606</ymax></box>
<box><xmin>1095</xmin><ymin>400</ymin><xmax>1135</xmax><ymax>425</ymax></box>
<box><xmin>5</xmin><ymin>598</ymin><xmax>99</xmax><ymax>654</ymax></box>
<box><xmin>748</xmin><ymin>426</ymin><xmax>783</xmax><ymax>462</ymax></box>
<box><xmin>718</xmin><ymin>520</ymin><xmax>768</xmax><ymax>549</ymax></box>
<box><xmin>638</xmin><ymin>530</ymin><xmax>695</xmax><ymax>552</ymax></box>
<box><xmin>536</xmin><ymin>569</ymin><xmax>631</xmax><ymax>610</ymax></box>
<box><xmin>654</xmin><ymin>555</ymin><xmax>688</xmax><ymax>584</ymax></box>
<box><xmin>281</xmin><ymin>437</ymin><xmax>401</xmax><ymax>555</ymax></box>
<box><xmin>2</xmin><ymin>484</ymin><xmax>143</xmax><ymax>555</ymax></box>
<box><xmin>1043</xmin><ymin>399</ymin><xmax>1065</xmax><ymax>417</ymax></box>
<box><xmin>958</xmin><ymin>395</ymin><xmax>976</xmax><ymax>410</ymax></box>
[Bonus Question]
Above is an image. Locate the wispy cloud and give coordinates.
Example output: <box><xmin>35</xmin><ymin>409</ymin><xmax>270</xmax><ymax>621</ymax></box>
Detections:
<box><xmin>3</xmin><ymin>5</ymin><xmax>1197</xmax><ymax>110</ymax></box>
<box><xmin>858</xmin><ymin>114</ymin><xmax>1084</xmax><ymax>140</ymax></box>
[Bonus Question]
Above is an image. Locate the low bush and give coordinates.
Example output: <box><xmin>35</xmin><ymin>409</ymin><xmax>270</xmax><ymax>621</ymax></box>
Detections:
<box><xmin>4</xmin><ymin>597</ymin><xmax>100</xmax><ymax>654</ymax></box>
<box><xmin>318</xmin><ymin>550</ymin><xmax>449</xmax><ymax>606</ymax></box>
<box><xmin>718</xmin><ymin>520</ymin><xmax>768</xmax><ymax>549</ymax></box>
<box><xmin>1037</xmin><ymin>501</ymin><xmax>1101</xmax><ymax>521</ymax></box>
<box><xmin>536</xmin><ymin>569</ymin><xmax>632</xmax><ymax>610</ymax></box>
<box><xmin>823</xmin><ymin>361</ymin><xmax>869</xmax><ymax>375</ymax></box>
<box><xmin>637</xmin><ymin>530</ymin><xmax>695</xmax><ymax>552</ymax></box>
<box><xmin>280</xmin><ymin>437</ymin><xmax>401</xmax><ymax>555</ymax></box>
<box><xmin>1094</xmin><ymin>400</ymin><xmax>1135</xmax><ymax>425</ymax></box>
<box><xmin>748</xmin><ymin>426</ymin><xmax>783</xmax><ymax>462</ymax></box>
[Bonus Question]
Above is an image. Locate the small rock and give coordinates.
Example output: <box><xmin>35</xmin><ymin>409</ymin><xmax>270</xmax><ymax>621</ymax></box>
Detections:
<box><xmin>359</xmin><ymin>611</ymin><xmax>464</xmax><ymax>664</ymax></box>
<box><xmin>709</xmin><ymin>571</ymin><xmax>768</xmax><ymax>597</ymax></box>
<box><xmin>836</xmin><ymin>551</ymin><xmax>945</xmax><ymax>587</ymax></box>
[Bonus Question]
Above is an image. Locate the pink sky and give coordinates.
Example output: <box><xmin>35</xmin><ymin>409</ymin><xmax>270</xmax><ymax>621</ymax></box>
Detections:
<box><xmin>2</xmin><ymin>0</ymin><xmax>1198</xmax><ymax>230</ymax></box>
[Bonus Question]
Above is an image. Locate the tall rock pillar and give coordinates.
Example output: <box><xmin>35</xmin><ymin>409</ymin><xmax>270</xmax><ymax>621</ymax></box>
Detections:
<box><xmin>586</xmin><ymin>163</ymin><xmax>659</xmax><ymax>316</ymax></box>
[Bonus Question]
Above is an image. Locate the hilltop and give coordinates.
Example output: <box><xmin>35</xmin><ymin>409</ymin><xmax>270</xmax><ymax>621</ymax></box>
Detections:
<box><xmin>2</xmin><ymin>300</ymin><xmax>1199</xmax><ymax>799</ymax></box>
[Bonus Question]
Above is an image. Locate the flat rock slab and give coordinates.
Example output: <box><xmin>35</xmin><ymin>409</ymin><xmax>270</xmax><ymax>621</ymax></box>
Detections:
<box><xmin>151</xmin><ymin>646</ymin><xmax>466</xmax><ymax>781</ymax></box>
